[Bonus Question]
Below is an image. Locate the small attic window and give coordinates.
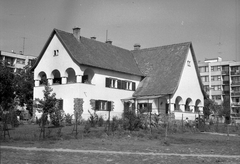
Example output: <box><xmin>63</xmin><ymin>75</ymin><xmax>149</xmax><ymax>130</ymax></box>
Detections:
<box><xmin>187</xmin><ymin>60</ymin><xmax>191</xmax><ymax>67</ymax></box>
<box><xmin>54</xmin><ymin>50</ymin><xmax>59</xmax><ymax>56</ymax></box>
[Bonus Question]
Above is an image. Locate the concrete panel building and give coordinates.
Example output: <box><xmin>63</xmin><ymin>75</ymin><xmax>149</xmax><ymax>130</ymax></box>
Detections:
<box><xmin>198</xmin><ymin>57</ymin><xmax>240</xmax><ymax>120</ymax></box>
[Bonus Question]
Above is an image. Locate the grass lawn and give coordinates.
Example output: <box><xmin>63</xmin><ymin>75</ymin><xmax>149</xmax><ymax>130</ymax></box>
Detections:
<box><xmin>1</xmin><ymin>123</ymin><xmax>240</xmax><ymax>164</ymax></box>
<box><xmin>1</xmin><ymin>123</ymin><xmax>240</xmax><ymax>154</ymax></box>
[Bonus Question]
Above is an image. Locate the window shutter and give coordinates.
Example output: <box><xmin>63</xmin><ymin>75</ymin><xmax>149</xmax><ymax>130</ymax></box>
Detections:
<box><xmin>148</xmin><ymin>103</ymin><xmax>152</xmax><ymax>112</ymax></box>
<box><xmin>132</xmin><ymin>82</ymin><xmax>136</xmax><ymax>91</ymax></box>
<box><xmin>106</xmin><ymin>78</ymin><xmax>110</xmax><ymax>87</ymax></box>
<box><xmin>117</xmin><ymin>80</ymin><xmax>122</xmax><ymax>89</ymax></box>
<box><xmin>122</xmin><ymin>81</ymin><xmax>126</xmax><ymax>89</ymax></box>
<box><xmin>58</xmin><ymin>99</ymin><xmax>63</xmax><ymax>110</ymax></box>
<box><xmin>95</xmin><ymin>100</ymin><xmax>100</xmax><ymax>111</ymax></box>
<box><xmin>107</xmin><ymin>101</ymin><xmax>112</xmax><ymax>111</ymax></box>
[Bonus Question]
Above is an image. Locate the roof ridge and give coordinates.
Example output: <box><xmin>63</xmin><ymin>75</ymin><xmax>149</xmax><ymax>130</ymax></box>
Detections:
<box><xmin>54</xmin><ymin>28</ymin><xmax>132</xmax><ymax>52</ymax></box>
<box><xmin>131</xmin><ymin>42</ymin><xmax>192</xmax><ymax>52</ymax></box>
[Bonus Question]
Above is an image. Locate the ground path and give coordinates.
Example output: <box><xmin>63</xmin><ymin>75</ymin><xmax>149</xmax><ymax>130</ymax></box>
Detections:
<box><xmin>1</xmin><ymin>146</ymin><xmax>240</xmax><ymax>159</ymax></box>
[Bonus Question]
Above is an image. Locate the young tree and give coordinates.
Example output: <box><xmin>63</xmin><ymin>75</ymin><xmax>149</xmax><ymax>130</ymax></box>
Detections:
<box><xmin>35</xmin><ymin>84</ymin><xmax>58</xmax><ymax>138</ymax></box>
<box><xmin>220</xmin><ymin>96</ymin><xmax>231</xmax><ymax>117</ymax></box>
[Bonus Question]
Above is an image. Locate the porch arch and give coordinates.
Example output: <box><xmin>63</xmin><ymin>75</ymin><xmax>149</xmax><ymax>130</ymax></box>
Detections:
<box><xmin>194</xmin><ymin>99</ymin><xmax>202</xmax><ymax>113</ymax></box>
<box><xmin>174</xmin><ymin>96</ymin><xmax>183</xmax><ymax>111</ymax></box>
<box><xmin>185</xmin><ymin>98</ymin><xmax>193</xmax><ymax>112</ymax></box>
<box><xmin>51</xmin><ymin>69</ymin><xmax>62</xmax><ymax>84</ymax></box>
<box><xmin>65</xmin><ymin>68</ymin><xmax>76</xmax><ymax>83</ymax></box>
<box><xmin>38</xmin><ymin>71</ymin><xmax>47</xmax><ymax>85</ymax></box>
<box><xmin>82</xmin><ymin>68</ymin><xmax>94</xmax><ymax>84</ymax></box>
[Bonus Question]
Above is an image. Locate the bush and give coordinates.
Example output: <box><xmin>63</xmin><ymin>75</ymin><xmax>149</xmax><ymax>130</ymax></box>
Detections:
<box><xmin>110</xmin><ymin>116</ymin><xmax>120</xmax><ymax>132</ymax></box>
<box><xmin>2</xmin><ymin>110</ymin><xmax>19</xmax><ymax>127</ymax></box>
<box><xmin>65</xmin><ymin>113</ymin><xmax>73</xmax><ymax>126</ymax></box>
<box><xmin>123</xmin><ymin>111</ymin><xmax>142</xmax><ymax>131</ymax></box>
<box><xmin>50</xmin><ymin>109</ymin><xmax>65</xmax><ymax>127</ymax></box>
<box><xmin>83</xmin><ymin>123</ymin><xmax>91</xmax><ymax>134</ymax></box>
<box><xmin>88</xmin><ymin>111</ymin><xmax>98</xmax><ymax>127</ymax></box>
<box><xmin>98</xmin><ymin>116</ymin><xmax>104</xmax><ymax>127</ymax></box>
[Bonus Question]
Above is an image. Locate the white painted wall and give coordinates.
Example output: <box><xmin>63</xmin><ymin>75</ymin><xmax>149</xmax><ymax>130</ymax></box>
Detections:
<box><xmin>34</xmin><ymin>35</ymin><xmax>82</xmax><ymax>80</ymax></box>
<box><xmin>171</xmin><ymin>49</ymin><xmax>204</xmax><ymax>120</ymax></box>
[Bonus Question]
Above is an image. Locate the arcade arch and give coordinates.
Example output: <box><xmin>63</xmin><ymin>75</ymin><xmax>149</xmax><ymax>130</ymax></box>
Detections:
<box><xmin>82</xmin><ymin>68</ymin><xmax>94</xmax><ymax>84</ymax></box>
<box><xmin>51</xmin><ymin>69</ymin><xmax>61</xmax><ymax>84</ymax></box>
<box><xmin>66</xmin><ymin>68</ymin><xmax>76</xmax><ymax>83</ymax></box>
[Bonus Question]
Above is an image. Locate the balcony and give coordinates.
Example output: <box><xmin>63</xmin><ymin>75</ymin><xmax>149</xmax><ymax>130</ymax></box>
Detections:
<box><xmin>231</xmin><ymin>81</ymin><xmax>240</xmax><ymax>86</ymax></box>
<box><xmin>223</xmin><ymin>90</ymin><xmax>230</xmax><ymax>95</ymax></box>
<box><xmin>223</xmin><ymin>80</ymin><xmax>229</xmax><ymax>85</ymax></box>
<box><xmin>221</xmin><ymin>70</ymin><xmax>229</xmax><ymax>75</ymax></box>
<box><xmin>231</xmin><ymin>71</ymin><xmax>240</xmax><ymax>76</ymax></box>
<box><xmin>231</xmin><ymin>91</ymin><xmax>240</xmax><ymax>96</ymax></box>
<box><xmin>232</xmin><ymin>102</ymin><xmax>240</xmax><ymax>106</ymax></box>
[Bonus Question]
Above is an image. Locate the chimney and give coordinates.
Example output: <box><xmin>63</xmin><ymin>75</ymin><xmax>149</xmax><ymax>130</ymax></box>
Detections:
<box><xmin>134</xmin><ymin>43</ymin><xmax>141</xmax><ymax>50</ymax></box>
<box><xmin>90</xmin><ymin>36</ymin><xmax>96</xmax><ymax>40</ymax></box>
<box><xmin>105</xmin><ymin>40</ymin><xmax>112</xmax><ymax>45</ymax></box>
<box><xmin>73</xmin><ymin>27</ymin><xmax>81</xmax><ymax>41</ymax></box>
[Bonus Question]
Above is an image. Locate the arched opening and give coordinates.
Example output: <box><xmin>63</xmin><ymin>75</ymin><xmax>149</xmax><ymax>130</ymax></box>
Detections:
<box><xmin>66</xmin><ymin>68</ymin><xmax>76</xmax><ymax>83</ymax></box>
<box><xmin>52</xmin><ymin>70</ymin><xmax>61</xmax><ymax>84</ymax></box>
<box><xmin>194</xmin><ymin>99</ymin><xmax>201</xmax><ymax>113</ymax></box>
<box><xmin>82</xmin><ymin>68</ymin><xmax>94</xmax><ymax>84</ymax></box>
<box><xmin>185</xmin><ymin>98</ymin><xmax>192</xmax><ymax>112</ymax></box>
<box><xmin>38</xmin><ymin>71</ymin><xmax>47</xmax><ymax>85</ymax></box>
<box><xmin>174</xmin><ymin>96</ymin><xmax>183</xmax><ymax>111</ymax></box>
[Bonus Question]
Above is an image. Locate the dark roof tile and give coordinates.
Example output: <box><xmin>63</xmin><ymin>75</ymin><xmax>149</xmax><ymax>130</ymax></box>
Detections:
<box><xmin>132</xmin><ymin>42</ymin><xmax>195</xmax><ymax>97</ymax></box>
<box><xmin>55</xmin><ymin>29</ymin><xmax>143</xmax><ymax>76</ymax></box>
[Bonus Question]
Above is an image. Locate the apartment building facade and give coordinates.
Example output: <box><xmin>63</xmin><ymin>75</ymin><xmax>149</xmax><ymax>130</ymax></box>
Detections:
<box><xmin>0</xmin><ymin>50</ymin><xmax>36</xmax><ymax>72</ymax></box>
<box><xmin>198</xmin><ymin>57</ymin><xmax>240</xmax><ymax>118</ymax></box>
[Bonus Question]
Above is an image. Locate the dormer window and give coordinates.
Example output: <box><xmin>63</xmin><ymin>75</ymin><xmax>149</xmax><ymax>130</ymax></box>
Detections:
<box><xmin>54</xmin><ymin>50</ymin><xmax>59</xmax><ymax>56</ymax></box>
<box><xmin>187</xmin><ymin>60</ymin><xmax>191</xmax><ymax>67</ymax></box>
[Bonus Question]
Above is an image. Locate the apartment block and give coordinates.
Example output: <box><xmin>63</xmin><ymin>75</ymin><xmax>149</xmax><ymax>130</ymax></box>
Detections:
<box><xmin>0</xmin><ymin>50</ymin><xmax>36</xmax><ymax>72</ymax></box>
<box><xmin>198</xmin><ymin>57</ymin><xmax>240</xmax><ymax>118</ymax></box>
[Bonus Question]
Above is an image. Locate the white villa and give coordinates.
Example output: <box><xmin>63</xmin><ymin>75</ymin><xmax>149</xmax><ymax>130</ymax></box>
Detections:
<box><xmin>32</xmin><ymin>27</ymin><xmax>206</xmax><ymax>120</ymax></box>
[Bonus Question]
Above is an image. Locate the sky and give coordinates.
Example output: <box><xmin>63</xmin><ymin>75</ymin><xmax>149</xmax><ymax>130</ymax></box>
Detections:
<box><xmin>0</xmin><ymin>0</ymin><xmax>240</xmax><ymax>62</ymax></box>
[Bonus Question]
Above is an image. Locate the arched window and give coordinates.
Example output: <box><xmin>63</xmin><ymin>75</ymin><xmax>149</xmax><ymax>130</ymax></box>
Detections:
<box><xmin>66</xmin><ymin>68</ymin><xmax>76</xmax><ymax>83</ymax></box>
<box><xmin>38</xmin><ymin>71</ymin><xmax>47</xmax><ymax>85</ymax></box>
<box><xmin>52</xmin><ymin>70</ymin><xmax>61</xmax><ymax>84</ymax></box>
<box><xmin>82</xmin><ymin>68</ymin><xmax>94</xmax><ymax>84</ymax></box>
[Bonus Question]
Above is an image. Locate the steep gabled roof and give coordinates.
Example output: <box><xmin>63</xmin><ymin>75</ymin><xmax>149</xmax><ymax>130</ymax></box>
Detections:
<box><xmin>132</xmin><ymin>42</ymin><xmax>206</xmax><ymax>98</ymax></box>
<box><xmin>32</xmin><ymin>29</ymin><xmax>143</xmax><ymax>76</ymax></box>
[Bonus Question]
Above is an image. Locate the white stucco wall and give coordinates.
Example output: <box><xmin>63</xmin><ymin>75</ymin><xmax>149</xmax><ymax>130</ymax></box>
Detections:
<box><xmin>34</xmin><ymin>35</ymin><xmax>82</xmax><ymax>80</ymax></box>
<box><xmin>33</xmin><ymin>34</ymin><xmax>142</xmax><ymax>120</ymax></box>
<box><xmin>172</xmin><ymin>49</ymin><xmax>204</xmax><ymax>120</ymax></box>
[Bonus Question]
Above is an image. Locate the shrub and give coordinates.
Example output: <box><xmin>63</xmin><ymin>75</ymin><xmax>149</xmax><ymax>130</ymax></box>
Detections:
<box><xmin>88</xmin><ymin>111</ymin><xmax>98</xmax><ymax>127</ymax></box>
<box><xmin>83</xmin><ymin>123</ymin><xmax>91</xmax><ymax>134</ymax></box>
<box><xmin>110</xmin><ymin>116</ymin><xmax>120</xmax><ymax>132</ymax></box>
<box><xmin>65</xmin><ymin>113</ymin><xmax>73</xmax><ymax>126</ymax></box>
<box><xmin>123</xmin><ymin>111</ymin><xmax>142</xmax><ymax>131</ymax></box>
<box><xmin>2</xmin><ymin>110</ymin><xmax>19</xmax><ymax>127</ymax></box>
<box><xmin>98</xmin><ymin>116</ymin><xmax>104</xmax><ymax>127</ymax></box>
<box><xmin>50</xmin><ymin>110</ymin><xmax>64</xmax><ymax>127</ymax></box>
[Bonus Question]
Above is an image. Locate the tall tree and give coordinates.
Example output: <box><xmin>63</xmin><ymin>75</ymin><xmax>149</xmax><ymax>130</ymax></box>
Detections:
<box><xmin>0</xmin><ymin>62</ymin><xmax>15</xmax><ymax>111</ymax></box>
<box><xmin>203</xmin><ymin>98</ymin><xmax>220</xmax><ymax>118</ymax></box>
<box><xmin>221</xmin><ymin>96</ymin><xmax>231</xmax><ymax>117</ymax></box>
<box><xmin>35</xmin><ymin>84</ymin><xmax>58</xmax><ymax>138</ymax></box>
<box><xmin>14</xmin><ymin>65</ymin><xmax>34</xmax><ymax>116</ymax></box>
